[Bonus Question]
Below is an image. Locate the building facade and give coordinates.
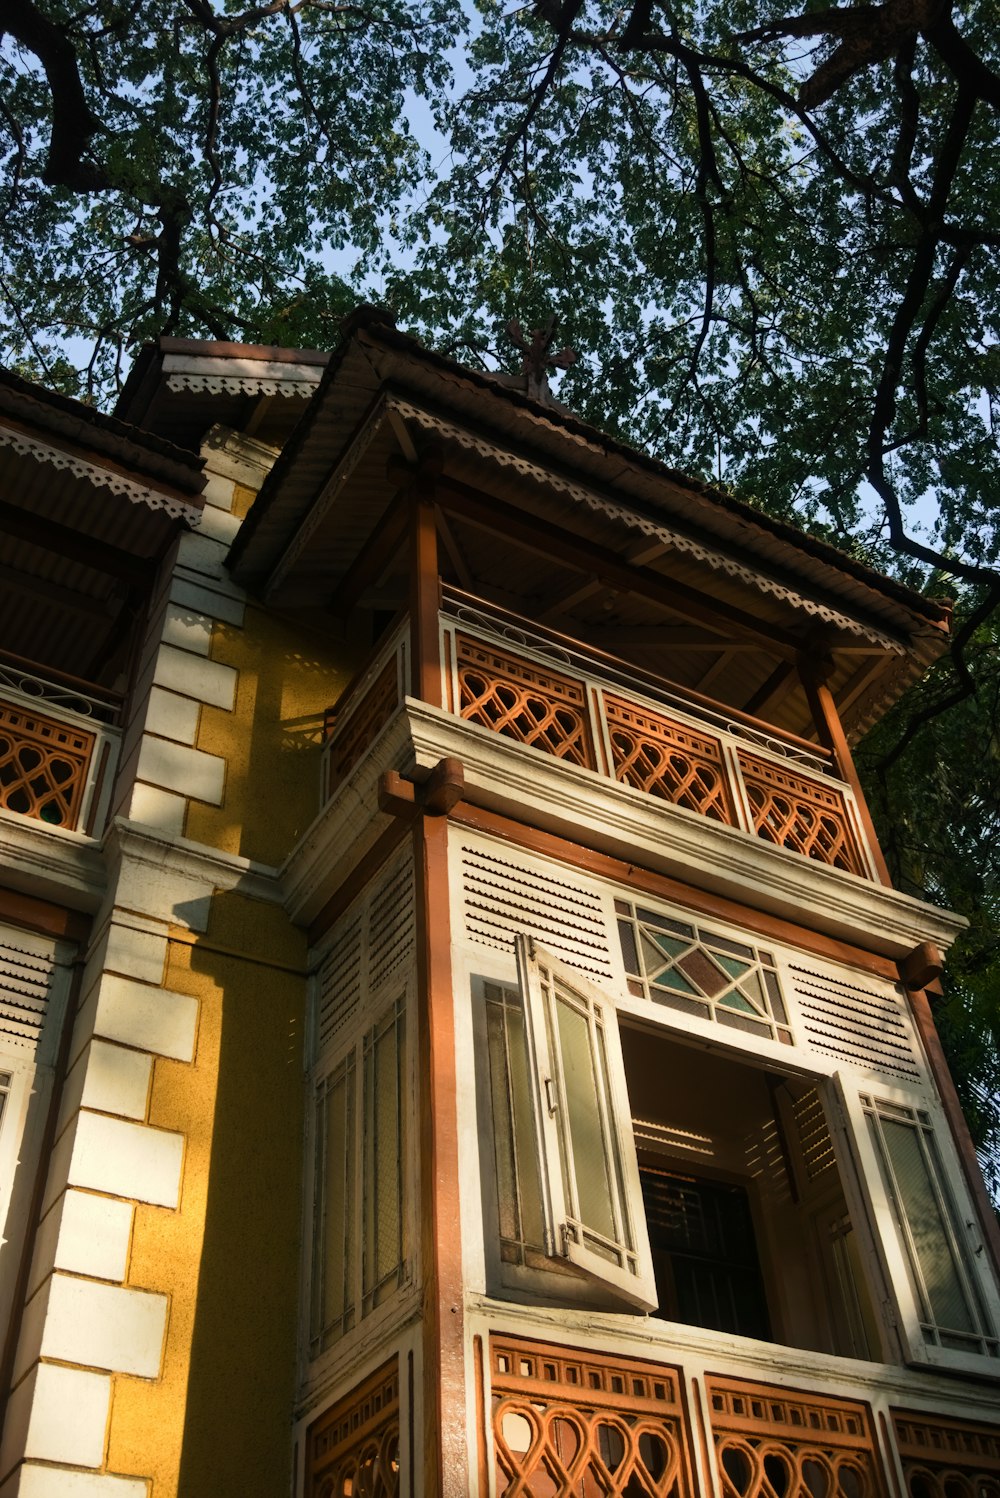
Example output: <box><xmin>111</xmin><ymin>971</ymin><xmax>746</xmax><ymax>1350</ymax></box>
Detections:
<box><xmin>0</xmin><ymin>307</ymin><xmax>998</xmax><ymax>1497</ymax></box>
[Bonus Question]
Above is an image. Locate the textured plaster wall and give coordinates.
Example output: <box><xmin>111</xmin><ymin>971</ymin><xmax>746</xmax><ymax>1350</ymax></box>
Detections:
<box><xmin>184</xmin><ymin>605</ymin><xmax>358</xmax><ymax>866</ymax></box>
<box><xmin>107</xmin><ymin>893</ymin><xmax>307</xmax><ymax>1496</ymax></box>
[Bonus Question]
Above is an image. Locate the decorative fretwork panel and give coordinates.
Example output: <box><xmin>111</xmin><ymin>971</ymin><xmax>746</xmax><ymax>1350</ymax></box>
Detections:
<box><xmin>488</xmin><ymin>1334</ymin><xmax>693</xmax><ymax>1497</ymax></box>
<box><xmin>605</xmin><ymin>694</ymin><xmax>737</xmax><ymax>824</ymax></box>
<box><xmin>707</xmin><ymin>1377</ymin><xmax>888</xmax><ymax>1498</ymax></box>
<box><xmin>0</xmin><ymin>700</ymin><xmax>94</xmax><ymax>828</ymax></box>
<box><xmin>738</xmin><ymin>752</ymin><xmax>867</xmax><ymax>875</ymax></box>
<box><xmin>456</xmin><ymin>636</ymin><xmax>596</xmax><ymax>768</ymax></box>
<box><xmin>326</xmin><ymin>658</ymin><xmax>400</xmax><ymax>788</ymax></box>
<box><xmin>892</xmin><ymin>1410</ymin><xmax>1000</xmax><ymax>1498</ymax></box>
<box><xmin>305</xmin><ymin>1359</ymin><xmax>400</xmax><ymax>1498</ymax></box>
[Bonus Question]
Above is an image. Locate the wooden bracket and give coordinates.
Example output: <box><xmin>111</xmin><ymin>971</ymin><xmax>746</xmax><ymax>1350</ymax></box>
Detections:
<box><xmin>378</xmin><ymin>756</ymin><xmax>465</xmax><ymax>820</ymax></box>
<box><xmin>900</xmin><ymin>939</ymin><xmax>944</xmax><ymax>992</ymax></box>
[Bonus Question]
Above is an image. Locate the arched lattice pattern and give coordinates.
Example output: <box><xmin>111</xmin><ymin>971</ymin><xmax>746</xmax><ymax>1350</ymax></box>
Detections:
<box><xmin>489</xmin><ymin>1335</ymin><xmax>692</xmax><ymax>1498</ymax></box>
<box><xmin>892</xmin><ymin>1410</ymin><xmax>1000</xmax><ymax>1498</ymax></box>
<box><xmin>0</xmin><ymin>701</ymin><xmax>93</xmax><ymax>828</ymax></box>
<box><xmin>708</xmin><ymin>1379</ymin><xmax>887</xmax><ymax>1498</ymax></box>
<box><xmin>456</xmin><ymin>637</ymin><xmax>595</xmax><ymax>769</ymax></box>
<box><xmin>305</xmin><ymin>1360</ymin><xmax>400</xmax><ymax>1498</ymax></box>
<box><xmin>738</xmin><ymin>752</ymin><xmax>865</xmax><ymax>875</ymax></box>
<box><xmin>605</xmin><ymin>695</ymin><xmax>736</xmax><ymax>823</ymax></box>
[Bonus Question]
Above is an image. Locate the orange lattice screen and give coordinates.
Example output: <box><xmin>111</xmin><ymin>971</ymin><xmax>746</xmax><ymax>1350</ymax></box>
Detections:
<box><xmin>487</xmin><ymin>1334</ymin><xmax>695</xmax><ymax>1497</ymax></box>
<box><xmin>738</xmin><ymin>752</ymin><xmax>867</xmax><ymax>875</ymax></box>
<box><xmin>0</xmin><ymin>700</ymin><xmax>94</xmax><ymax>829</ymax></box>
<box><xmin>305</xmin><ymin>1358</ymin><xmax>400</xmax><ymax>1497</ymax></box>
<box><xmin>456</xmin><ymin>636</ymin><xmax>597</xmax><ymax>770</ymax></box>
<box><xmin>706</xmin><ymin>1375</ymin><xmax>888</xmax><ymax>1498</ymax></box>
<box><xmin>892</xmin><ymin>1409</ymin><xmax>1000</xmax><ymax>1498</ymax></box>
<box><xmin>605</xmin><ymin>694</ymin><xmax>737</xmax><ymax>824</ymax></box>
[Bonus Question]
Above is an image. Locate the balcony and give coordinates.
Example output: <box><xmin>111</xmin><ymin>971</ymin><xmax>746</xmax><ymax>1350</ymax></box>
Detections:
<box><xmin>321</xmin><ymin>592</ymin><xmax>877</xmax><ymax>884</ymax></box>
<box><xmin>0</xmin><ymin>653</ymin><xmax>121</xmax><ymax>836</ymax></box>
<box><xmin>480</xmin><ymin>1332</ymin><xmax>999</xmax><ymax>1498</ymax></box>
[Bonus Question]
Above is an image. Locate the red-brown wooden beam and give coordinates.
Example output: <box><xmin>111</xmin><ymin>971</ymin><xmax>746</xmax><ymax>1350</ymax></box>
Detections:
<box><xmin>411</xmin><ymin>492</ymin><xmax>444</xmax><ymax>707</ymax></box>
<box><xmin>800</xmin><ymin>652</ymin><xmax>893</xmax><ymax>887</ymax></box>
<box><xmin>414</xmin><ymin>810</ymin><xmax>467</xmax><ymax>1497</ymax></box>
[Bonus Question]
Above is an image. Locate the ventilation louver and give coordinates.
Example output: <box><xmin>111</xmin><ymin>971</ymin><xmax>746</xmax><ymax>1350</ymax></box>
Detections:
<box><xmin>315</xmin><ymin>853</ymin><xmax>414</xmax><ymax>1057</ymax></box>
<box><xmin>460</xmin><ymin>843</ymin><xmax>612</xmax><ymax>978</ymax></box>
<box><xmin>788</xmin><ymin>963</ymin><xmax>921</xmax><ymax>1080</ymax></box>
<box><xmin>0</xmin><ymin>942</ymin><xmax>55</xmax><ymax>1053</ymax></box>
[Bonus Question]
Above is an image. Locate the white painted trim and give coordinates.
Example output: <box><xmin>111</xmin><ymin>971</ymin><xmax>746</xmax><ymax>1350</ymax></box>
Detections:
<box><xmin>0</xmin><ymin>423</ymin><xmax>202</xmax><ymax>526</ymax></box>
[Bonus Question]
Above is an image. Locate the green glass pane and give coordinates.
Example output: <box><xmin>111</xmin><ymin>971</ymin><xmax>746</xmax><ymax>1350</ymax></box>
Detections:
<box><xmin>506</xmin><ymin>1003</ymin><xmax>544</xmax><ymax>1251</ymax></box>
<box><xmin>555</xmin><ymin>990</ymin><xmax>616</xmax><ymax>1241</ymax></box>
<box><xmin>657</xmin><ymin>968</ymin><xmax>699</xmax><ymax>995</ymax></box>
<box><xmin>719</xmin><ymin>989</ymin><xmax>759</xmax><ymax>1015</ymax></box>
<box><xmin>641</xmin><ymin>932</ymin><xmax>672</xmax><ymax>977</ymax></box>
<box><xmin>881</xmin><ymin>1117</ymin><xmax>976</xmax><ymax>1334</ymax></box>
<box><xmin>652</xmin><ymin>933</ymin><xmax>692</xmax><ymax>959</ymax></box>
<box><xmin>715</xmin><ymin>954</ymin><xmax>752</xmax><ymax>980</ymax></box>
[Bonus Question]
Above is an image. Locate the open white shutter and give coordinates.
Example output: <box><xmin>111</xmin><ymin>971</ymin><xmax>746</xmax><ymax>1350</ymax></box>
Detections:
<box><xmin>515</xmin><ymin>935</ymin><xmax>656</xmax><ymax>1310</ymax></box>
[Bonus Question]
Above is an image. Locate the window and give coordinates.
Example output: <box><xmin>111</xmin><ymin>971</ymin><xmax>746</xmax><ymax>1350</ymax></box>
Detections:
<box><xmin>861</xmin><ymin>1093</ymin><xmax>999</xmax><ymax>1360</ymax></box>
<box><xmin>616</xmin><ymin>900</ymin><xmax>792</xmax><ymax>1045</ymax></box>
<box><xmin>481</xmin><ymin>938</ymin><xmax>656</xmax><ymax>1310</ymax></box>
<box><xmin>479</xmin><ymin>944</ymin><xmax>883</xmax><ymax>1356</ymax></box>
<box><xmin>310</xmin><ymin>995</ymin><xmax>407</xmax><ymax>1358</ymax></box>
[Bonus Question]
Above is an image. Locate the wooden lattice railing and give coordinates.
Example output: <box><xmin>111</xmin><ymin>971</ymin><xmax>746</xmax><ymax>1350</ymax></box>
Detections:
<box><xmin>0</xmin><ymin>698</ymin><xmax>96</xmax><ymax>829</ymax></box>
<box><xmin>457</xmin><ymin>636</ymin><xmax>596</xmax><ymax>769</ymax></box>
<box><xmin>305</xmin><ymin>1358</ymin><xmax>400</xmax><ymax>1498</ymax></box>
<box><xmin>487</xmin><ymin>1334</ymin><xmax>694</xmax><ymax>1497</ymax></box>
<box><xmin>892</xmin><ymin>1409</ymin><xmax>1000</xmax><ymax>1498</ymax></box>
<box><xmin>738</xmin><ymin>752</ymin><xmax>867</xmax><ymax>877</ymax></box>
<box><xmin>706</xmin><ymin>1376</ymin><xmax>888</xmax><ymax>1498</ymax></box>
<box><xmin>320</xmin><ymin>606</ymin><xmax>875</xmax><ymax>881</ymax></box>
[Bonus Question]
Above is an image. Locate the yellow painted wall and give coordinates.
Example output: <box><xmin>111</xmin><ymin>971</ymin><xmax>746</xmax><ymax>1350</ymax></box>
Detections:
<box><xmin>108</xmin><ymin>892</ymin><xmax>307</xmax><ymax>1497</ymax></box>
<box><xmin>185</xmin><ymin>604</ymin><xmax>359</xmax><ymax>867</ymax></box>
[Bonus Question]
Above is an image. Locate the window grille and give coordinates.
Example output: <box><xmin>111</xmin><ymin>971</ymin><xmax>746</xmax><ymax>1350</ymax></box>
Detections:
<box><xmin>615</xmin><ymin>900</ymin><xmax>792</xmax><ymax>1046</ymax></box>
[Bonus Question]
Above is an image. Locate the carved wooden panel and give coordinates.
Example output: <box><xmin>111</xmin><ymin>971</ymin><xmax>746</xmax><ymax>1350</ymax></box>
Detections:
<box><xmin>892</xmin><ymin>1409</ymin><xmax>1000</xmax><ymax>1498</ymax></box>
<box><xmin>738</xmin><ymin>752</ymin><xmax>866</xmax><ymax>875</ymax></box>
<box><xmin>305</xmin><ymin>1359</ymin><xmax>400</xmax><ymax>1498</ymax></box>
<box><xmin>456</xmin><ymin>636</ymin><xmax>596</xmax><ymax>769</ymax></box>
<box><xmin>0</xmin><ymin>700</ymin><xmax>94</xmax><ymax>829</ymax></box>
<box><xmin>326</xmin><ymin>659</ymin><xmax>400</xmax><ymax>791</ymax></box>
<box><xmin>488</xmin><ymin>1334</ymin><xmax>694</xmax><ymax>1497</ymax></box>
<box><xmin>707</xmin><ymin>1376</ymin><xmax>888</xmax><ymax>1498</ymax></box>
<box><xmin>605</xmin><ymin>694</ymin><xmax>737</xmax><ymax>823</ymax></box>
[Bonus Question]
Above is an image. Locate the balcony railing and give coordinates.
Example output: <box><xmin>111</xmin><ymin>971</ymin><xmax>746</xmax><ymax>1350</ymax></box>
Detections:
<box><xmin>0</xmin><ymin>655</ymin><xmax>121</xmax><ymax>835</ymax></box>
<box><xmin>482</xmin><ymin>1333</ymin><xmax>999</xmax><ymax>1498</ymax></box>
<box><xmin>320</xmin><ymin>595</ymin><xmax>876</xmax><ymax>882</ymax></box>
<box><xmin>442</xmin><ymin>594</ymin><xmax>874</xmax><ymax>881</ymax></box>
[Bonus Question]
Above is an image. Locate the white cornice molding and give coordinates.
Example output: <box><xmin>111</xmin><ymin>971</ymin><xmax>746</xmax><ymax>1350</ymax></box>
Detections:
<box><xmin>165</xmin><ymin>372</ymin><xmax>319</xmax><ymax>400</ymax></box>
<box><xmin>465</xmin><ymin>1299</ymin><xmax>1000</xmax><ymax>1412</ymax></box>
<box><xmin>105</xmin><ymin>819</ymin><xmax>282</xmax><ymax>932</ymax></box>
<box><xmin>0</xmin><ymin>809</ymin><xmax>106</xmax><ymax>912</ymax></box>
<box><xmin>401</xmin><ymin>699</ymin><xmax>966</xmax><ymax>960</ymax></box>
<box><xmin>0</xmin><ymin>422</ymin><xmax>203</xmax><ymax>526</ymax></box>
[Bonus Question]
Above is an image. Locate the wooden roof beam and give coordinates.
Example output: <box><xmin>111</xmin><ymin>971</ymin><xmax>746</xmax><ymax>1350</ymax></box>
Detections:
<box><xmin>429</xmin><ymin>475</ymin><xmax>804</xmax><ymax>659</ymax></box>
<box><xmin>0</xmin><ymin>498</ymin><xmax>156</xmax><ymax>585</ymax></box>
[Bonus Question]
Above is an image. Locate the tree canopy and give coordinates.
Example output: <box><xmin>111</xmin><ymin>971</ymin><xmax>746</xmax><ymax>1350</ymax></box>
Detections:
<box><xmin>2</xmin><ymin>0</ymin><xmax>999</xmax><ymax>1172</ymax></box>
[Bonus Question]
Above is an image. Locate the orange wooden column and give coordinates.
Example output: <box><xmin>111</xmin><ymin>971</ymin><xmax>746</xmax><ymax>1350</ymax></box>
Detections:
<box><xmin>414</xmin><ymin>810</ymin><xmax>468</xmax><ymax>1497</ymax></box>
<box><xmin>800</xmin><ymin>652</ymin><xmax>893</xmax><ymax>887</ymax></box>
<box><xmin>408</xmin><ymin>497</ymin><xmax>467</xmax><ymax>1492</ymax></box>
<box><xmin>410</xmin><ymin>490</ymin><xmax>444</xmax><ymax>707</ymax></box>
